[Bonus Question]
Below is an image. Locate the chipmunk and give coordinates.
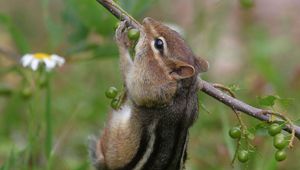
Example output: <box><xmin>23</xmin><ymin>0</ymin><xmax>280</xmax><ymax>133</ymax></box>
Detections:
<box><xmin>89</xmin><ymin>17</ymin><xmax>209</xmax><ymax>170</ymax></box>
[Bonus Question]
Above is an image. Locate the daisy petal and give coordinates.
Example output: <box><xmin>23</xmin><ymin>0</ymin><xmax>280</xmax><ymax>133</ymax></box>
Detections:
<box><xmin>51</xmin><ymin>54</ymin><xmax>65</xmax><ymax>66</ymax></box>
<box><xmin>21</xmin><ymin>53</ymin><xmax>65</xmax><ymax>71</ymax></box>
<box><xmin>31</xmin><ymin>59</ymin><xmax>40</xmax><ymax>71</ymax></box>
<box><xmin>21</xmin><ymin>54</ymin><xmax>34</xmax><ymax>67</ymax></box>
<box><xmin>43</xmin><ymin>58</ymin><xmax>56</xmax><ymax>71</ymax></box>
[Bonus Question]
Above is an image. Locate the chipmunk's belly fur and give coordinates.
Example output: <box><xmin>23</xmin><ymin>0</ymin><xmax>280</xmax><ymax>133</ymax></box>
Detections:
<box><xmin>102</xmin><ymin>105</ymin><xmax>142</xmax><ymax>169</ymax></box>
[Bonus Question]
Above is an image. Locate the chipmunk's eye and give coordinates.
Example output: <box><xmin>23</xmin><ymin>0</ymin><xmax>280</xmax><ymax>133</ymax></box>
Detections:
<box><xmin>154</xmin><ymin>38</ymin><xmax>164</xmax><ymax>50</ymax></box>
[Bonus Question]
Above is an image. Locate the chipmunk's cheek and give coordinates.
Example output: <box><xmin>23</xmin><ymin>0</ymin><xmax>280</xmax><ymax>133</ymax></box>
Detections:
<box><xmin>127</xmin><ymin>73</ymin><xmax>177</xmax><ymax>108</ymax></box>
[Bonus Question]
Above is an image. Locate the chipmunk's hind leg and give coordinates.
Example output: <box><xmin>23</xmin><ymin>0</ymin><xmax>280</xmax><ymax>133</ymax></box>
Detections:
<box><xmin>88</xmin><ymin>136</ymin><xmax>106</xmax><ymax>170</ymax></box>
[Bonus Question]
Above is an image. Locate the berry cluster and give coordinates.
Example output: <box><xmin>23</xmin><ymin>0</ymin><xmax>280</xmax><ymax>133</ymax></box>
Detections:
<box><xmin>229</xmin><ymin>122</ymin><xmax>289</xmax><ymax>164</ymax></box>
<box><xmin>229</xmin><ymin>126</ymin><xmax>250</xmax><ymax>163</ymax></box>
<box><xmin>268</xmin><ymin>123</ymin><xmax>288</xmax><ymax>161</ymax></box>
<box><xmin>105</xmin><ymin>86</ymin><xmax>121</xmax><ymax>109</ymax></box>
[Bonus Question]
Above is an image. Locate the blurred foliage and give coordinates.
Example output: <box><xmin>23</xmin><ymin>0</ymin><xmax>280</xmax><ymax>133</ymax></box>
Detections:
<box><xmin>0</xmin><ymin>0</ymin><xmax>300</xmax><ymax>170</ymax></box>
<box><xmin>0</xmin><ymin>13</ymin><xmax>29</xmax><ymax>53</ymax></box>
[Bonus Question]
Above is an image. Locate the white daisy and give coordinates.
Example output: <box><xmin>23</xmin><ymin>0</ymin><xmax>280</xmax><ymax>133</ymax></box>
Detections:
<box><xmin>21</xmin><ymin>53</ymin><xmax>65</xmax><ymax>71</ymax></box>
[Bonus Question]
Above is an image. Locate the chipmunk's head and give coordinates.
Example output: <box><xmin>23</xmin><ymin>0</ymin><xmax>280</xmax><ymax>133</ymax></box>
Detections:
<box><xmin>127</xmin><ymin>17</ymin><xmax>208</xmax><ymax>107</ymax></box>
<box><xmin>140</xmin><ymin>17</ymin><xmax>208</xmax><ymax>76</ymax></box>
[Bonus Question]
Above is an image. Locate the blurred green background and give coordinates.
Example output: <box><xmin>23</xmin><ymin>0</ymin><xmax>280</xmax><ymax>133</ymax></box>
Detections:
<box><xmin>0</xmin><ymin>0</ymin><xmax>300</xmax><ymax>169</ymax></box>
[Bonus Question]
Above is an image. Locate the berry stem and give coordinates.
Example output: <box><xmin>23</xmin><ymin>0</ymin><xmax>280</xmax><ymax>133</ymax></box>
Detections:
<box><xmin>212</xmin><ymin>83</ymin><xmax>248</xmax><ymax>164</ymax></box>
<box><xmin>259</xmin><ymin>110</ymin><xmax>295</xmax><ymax>148</ymax></box>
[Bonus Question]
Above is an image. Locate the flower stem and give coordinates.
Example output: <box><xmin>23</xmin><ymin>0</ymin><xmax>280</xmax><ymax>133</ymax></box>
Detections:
<box><xmin>45</xmin><ymin>72</ymin><xmax>52</xmax><ymax>159</ymax></box>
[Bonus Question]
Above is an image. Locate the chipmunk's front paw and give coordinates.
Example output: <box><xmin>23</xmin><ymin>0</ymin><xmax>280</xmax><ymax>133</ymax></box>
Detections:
<box><xmin>115</xmin><ymin>21</ymin><xmax>131</xmax><ymax>49</ymax></box>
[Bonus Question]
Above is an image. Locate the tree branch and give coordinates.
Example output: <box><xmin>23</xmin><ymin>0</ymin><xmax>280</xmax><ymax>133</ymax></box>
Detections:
<box><xmin>96</xmin><ymin>0</ymin><xmax>142</xmax><ymax>29</ymax></box>
<box><xmin>95</xmin><ymin>0</ymin><xmax>300</xmax><ymax>141</ymax></box>
<box><xmin>199</xmin><ymin>79</ymin><xmax>300</xmax><ymax>140</ymax></box>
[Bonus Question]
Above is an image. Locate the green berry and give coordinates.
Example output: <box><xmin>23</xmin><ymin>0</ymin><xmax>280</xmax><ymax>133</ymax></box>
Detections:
<box><xmin>110</xmin><ymin>98</ymin><xmax>119</xmax><ymax>110</ymax></box>
<box><xmin>21</xmin><ymin>87</ymin><xmax>32</xmax><ymax>99</ymax></box>
<box><xmin>105</xmin><ymin>87</ymin><xmax>118</xmax><ymax>99</ymax></box>
<box><xmin>275</xmin><ymin>150</ymin><xmax>287</xmax><ymax>162</ymax></box>
<box><xmin>240</xmin><ymin>0</ymin><xmax>254</xmax><ymax>9</ymax></box>
<box><xmin>229</xmin><ymin>127</ymin><xmax>241</xmax><ymax>139</ymax></box>
<box><xmin>238</xmin><ymin>150</ymin><xmax>249</xmax><ymax>163</ymax></box>
<box><xmin>273</xmin><ymin>134</ymin><xmax>288</xmax><ymax>150</ymax></box>
<box><xmin>268</xmin><ymin>123</ymin><xmax>282</xmax><ymax>136</ymax></box>
<box><xmin>127</xmin><ymin>29</ymin><xmax>140</xmax><ymax>41</ymax></box>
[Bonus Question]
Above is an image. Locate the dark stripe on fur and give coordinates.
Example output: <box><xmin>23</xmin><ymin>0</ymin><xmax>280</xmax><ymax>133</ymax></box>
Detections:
<box><xmin>117</xmin><ymin>127</ymin><xmax>150</xmax><ymax>170</ymax></box>
<box><xmin>142</xmin><ymin>120</ymin><xmax>187</xmax><ymax>170</ymax></box>
<box><xmin>142</xmin><ymin>121</ymin><xmax>164</xmax><ymax>170</ymax></box>
<box><xmin>167</xmin><ymin>122</ymin><xmax>185</xmax><ymax>169</ymax></box>
<box><xmin>169</xmin><ymin>124</ymin><xmax>187</xmax><ymax>170</ymax></box>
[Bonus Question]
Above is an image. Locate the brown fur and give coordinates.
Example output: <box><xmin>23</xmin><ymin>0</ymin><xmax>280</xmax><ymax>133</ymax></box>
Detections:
<box><xmin>89</xmin><ymin>17</ymin><xmax>208</xmax><ymax>170</ymax></box>
<box><xmin>102</xmin><ymin>109</ymin><xmax>142</xmax><ymax>169</ymax></box>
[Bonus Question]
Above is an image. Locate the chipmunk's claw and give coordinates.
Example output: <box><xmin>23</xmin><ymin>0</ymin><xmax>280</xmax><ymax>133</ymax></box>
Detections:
<box><xmin>115</xmin><ymin>21</ymin><xmax>131</xmax><ymax>49</ymax></box>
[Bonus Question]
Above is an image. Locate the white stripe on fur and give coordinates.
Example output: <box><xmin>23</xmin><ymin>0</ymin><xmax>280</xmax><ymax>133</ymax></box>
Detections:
<box><xmin>133</xmin><ymin>121</ymin><xmax>157</xmax><ymax>170</ymax></box>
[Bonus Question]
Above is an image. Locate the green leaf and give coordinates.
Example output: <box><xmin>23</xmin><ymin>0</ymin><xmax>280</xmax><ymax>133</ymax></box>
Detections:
<box><xmin>228</xmin><ymin>84</ymin><xmax>241</xmax><ymax>92</ymax></box>
<box><xmin>258</xmin><ymin>95</ymin><xmax>294</xmax><ymax>108</ymax></box>
<box><xmin>255</xmin><ymin>122</ymin><xmax>269</xmax><ymax>130</ymax></box>
<box><xmin>277</xmin><ymin>97</ymin><xmax>294</xmax><ymax>108</ymax></box>
<box><xmin>253</xmin><ymin>122</ymin><xmax>268</xmax><ymax>136</ymax></box>
<box><xmin>257</xmin><ymin>95</ymin><xmax>279</xmax><ymax>107</ymax></box>
<box><xmin>199</xmin><ymin>103</ymin><xmax>211</xmax><ymax>114</ymax></box>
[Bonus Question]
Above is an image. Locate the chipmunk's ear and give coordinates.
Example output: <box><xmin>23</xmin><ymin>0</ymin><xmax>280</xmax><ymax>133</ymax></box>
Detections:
<box><xmin>167</xmin><ymin>59</ymin><xmax>195</xmax><ymax>80</ymax></box>
<box><xmin>196</xmin><ymin>57</ymin><xmax>209</xmax><ymax>73</ymax></box>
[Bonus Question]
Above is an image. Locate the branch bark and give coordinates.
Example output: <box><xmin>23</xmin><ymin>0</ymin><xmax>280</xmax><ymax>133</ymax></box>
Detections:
<box><xmin>199</xmin><ymin>79</ymin><xmax>300</xmax><ymax>140</ymax></box>
<box><xmin>96</xmin><ymin>0</ymin><xmax>300</xmax><ymax>140</ymax></box>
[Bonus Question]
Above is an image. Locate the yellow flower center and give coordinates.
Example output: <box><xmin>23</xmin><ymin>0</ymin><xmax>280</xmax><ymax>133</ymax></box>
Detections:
<box><xmin>34</xmin><ymin>53</ymin><xmax>50</xmax><ymax>59</ymax></box>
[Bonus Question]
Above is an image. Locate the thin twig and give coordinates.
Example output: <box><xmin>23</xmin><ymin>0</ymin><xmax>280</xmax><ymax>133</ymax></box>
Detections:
<box><xmin>96</xmin><ymin>0</ymin><xmax>142</xmax><ymax>29</ymax></box>
<box><xmin>212</xmin><ymin>84</ymin><xmax>245</xmax><ymax>165</ymax></box>
<box><xmin>213</xmin><ymin>84</ymin><xmax>255</xmax><ymax>165</ymax></box>
<box><xmin>213</xmin><ymin>83</ymin><xmax>236</xmax><ymax>98</ymax></box>
<box><xmin>199</xmin><ymin>79</ymin><xmax>300</xmax><ymax>140</ymax></box>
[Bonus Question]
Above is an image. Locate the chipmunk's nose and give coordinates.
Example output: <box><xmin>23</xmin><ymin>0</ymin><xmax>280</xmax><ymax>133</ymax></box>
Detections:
<box><xmin>142</xmin><ymin>17</ymin><xmax>157</xmax><ymax>26</ymax></box>
<box><xmin>142</xmin><ymin>17</ymin><xmax>152</xmax><ymax>24</ymax></box>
